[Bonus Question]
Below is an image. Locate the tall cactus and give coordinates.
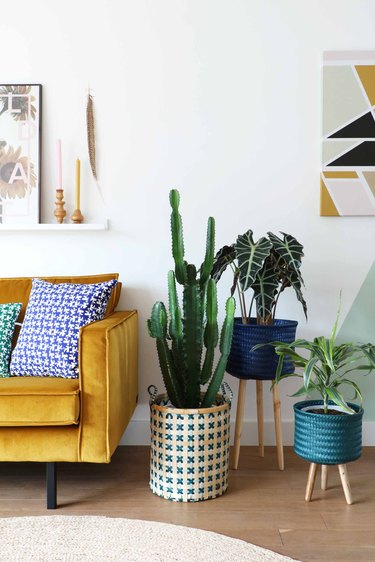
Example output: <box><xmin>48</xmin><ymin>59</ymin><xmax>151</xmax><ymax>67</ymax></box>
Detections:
<box><xmin>148</xmin><ymin>189</ymin><xmax>235</xmax><ymax>408</ymax></box>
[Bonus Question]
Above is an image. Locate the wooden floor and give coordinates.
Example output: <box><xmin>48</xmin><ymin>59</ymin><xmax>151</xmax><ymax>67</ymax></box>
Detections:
<box><xmin>1</xmin><ymin>447</ymin><xmax>375</xmax><ymax>562</ymax></box>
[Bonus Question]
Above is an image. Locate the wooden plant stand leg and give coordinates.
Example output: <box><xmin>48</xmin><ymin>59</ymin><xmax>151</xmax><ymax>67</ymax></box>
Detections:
<box><xmin>256</xmin><ymin>380</ymin><xmax>264</xmax><ymax>458</ymax></box>
<box><xmin>305</xmin><ymin>462</ymin><xmax>318</xmax><ymax>502</ymax></box>
<box><xmin>272</xmin><ymin>383</ymin><xmax>284</xmax><ymax>470</ymax></box>
<box><xmin>338</xmin><ymin>464</ymin><xmax>353</xmax><ymax>505</ymax></box>
<box><xmin>231</xmin><ymin>379</ymin><xmax>247</xmax><ymax>470</ymax></box>
<box><xmin>321</xmin><ymin>465</ymin><xmax>328</xmax><ymax>490</ymax></box>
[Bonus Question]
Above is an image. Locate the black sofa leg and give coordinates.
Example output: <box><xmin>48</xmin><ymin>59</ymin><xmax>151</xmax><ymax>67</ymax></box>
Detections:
<box><xmin>46</xmin><ymin>462</ymin><xmax>57</xmax><ymax>509</ymax></box>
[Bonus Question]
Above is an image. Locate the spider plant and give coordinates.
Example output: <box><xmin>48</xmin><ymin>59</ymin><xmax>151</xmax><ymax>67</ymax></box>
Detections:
<box><xmin>254</xmin><ymin>301</ymin><xmax>375</xmax><ymax>413</ymax></box>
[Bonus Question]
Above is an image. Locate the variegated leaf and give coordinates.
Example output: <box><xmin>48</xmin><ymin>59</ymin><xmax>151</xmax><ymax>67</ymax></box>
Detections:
<box><xmin>235</xmin><ymin>230</ymin><xmax>272</xmax><ymax>293</ymax></box>
<box><xmin>268</xmin><ymin>231</ymin><xmax>304</xmax><ymax>280</ymax></box>
<box><xmin>211</xmin><ymin>245</ymin><xmax>236</xmax><ymax>282</ymax></box>
<box><xmin>252</xmin><ymin>259</ymin><xmax>279</xmax><ymax>322</ymax></box>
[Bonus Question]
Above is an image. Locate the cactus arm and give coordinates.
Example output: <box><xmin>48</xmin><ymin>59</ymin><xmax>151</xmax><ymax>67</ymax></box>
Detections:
<box><xmin>170</xmin><ymin>189</ymin><xmax>187</xmax><ymax>285</ymax></box>
<box><xmin>168</xmin><ymin>270</ymin><xmax>186</xmax><ymax>391</ymax></box>
<box><xmin>183</xmin><ymin>264</ymin><xmax>203</xmax><ymax>407</ymax></box>
<box><xmin>201</xmin><ymin>355</ymin><xmax>229</xmax><ymax>408</ymax></box>
<box><xmin>148</xmin><ymin>301</ymin><xmax>168</xmax><ymax>339</ymax></box>
<box><xmin>148</xmin><ymin>301</ymin><xmax>184</xmax><ymax>407</ymax></box>
<box><xmin>219</xmin><ymin>296</ymin><xmax>236</xmax><ymax>355</ymax></box>
<box><xmin>156</xmin><ymin>338</ymin><xmax>184</xmax><ymax>408</ymax></box>
<box><xmin>168</xmin><ymin>270</ymin><xmax>182</xmax><ymax>339</ymax></box>
<box><xmin>201</xmin><ymin>296</ymin><xmax>235</xmax><ymax>407</ymax></box>
<box><xmin>200</xmin><ymin>216</ymin><xmax>215</xmax><ymax>286</ymax></box>
<box><xmin>201</xmin><ymin>279</ymin><xmax>219</xmax><ymax>385</ymax></box>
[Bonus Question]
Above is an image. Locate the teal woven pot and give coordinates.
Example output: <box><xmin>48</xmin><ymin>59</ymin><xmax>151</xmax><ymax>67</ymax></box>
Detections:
<box><xmin>148</xmin><ymin>385</ymin><xmax>232</xmax><ymax>502</ymax></box>
<box><xmin>294</xmin><ymin>400</ymin><xmax>363</xmax><ymax>465</ymax></box>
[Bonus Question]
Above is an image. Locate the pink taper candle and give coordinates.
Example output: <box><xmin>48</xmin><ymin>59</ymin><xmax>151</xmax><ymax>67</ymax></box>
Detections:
<box><xmin>57</xmin><ymin>139</ymin><xmax>62</xmax><ymax>188</ymax></box>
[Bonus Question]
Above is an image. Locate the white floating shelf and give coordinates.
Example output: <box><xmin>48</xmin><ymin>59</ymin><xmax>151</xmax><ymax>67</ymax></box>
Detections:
<box><xmin>0</xmin><ymin>220</ymin><xmax>108</xmax><ymax>231</ymax></box>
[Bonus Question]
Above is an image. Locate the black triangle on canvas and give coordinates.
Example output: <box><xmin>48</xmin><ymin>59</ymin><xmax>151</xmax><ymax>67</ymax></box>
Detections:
<box><xmin>328</xmin><ymin>141</ymin><xmax>375</xmax><ymax>166</ymax></box>
<box><xmin>329</xmin><ymin>112</ymin><xmax>375</xmax><ymax>139</ymax></box>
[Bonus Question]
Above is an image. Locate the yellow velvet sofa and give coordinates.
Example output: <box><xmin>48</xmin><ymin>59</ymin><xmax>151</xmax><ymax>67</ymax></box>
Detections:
<box><xmin>0</xmin><ymin>274</ymin><xmax>138</xmax><ymax>508</ymax></box>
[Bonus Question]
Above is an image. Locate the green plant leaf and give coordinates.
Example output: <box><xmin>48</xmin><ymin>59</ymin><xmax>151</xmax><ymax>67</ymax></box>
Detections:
<box><xmin>360</xmin><ymin>345</ymin><xmax>375</xmax><ymax>368</ymax></box>
<box><xmin>303</xmin><ymin>355</ymin><xmax>319</xmax><ymax>391</ymax></box>
<box><xmin>252</xmin><ymin>259</ymin><xmax>279</xmax><ymax>322</ymax></box>
<box><xmin>267</xmin><ymin>231</ymin><xmax>304</xmax><ymax>280</ymax></box>
<box><xmin>252</xmin><ymin>341</ymin><xmax>309</xmax><ymax>366</ymax></box>
<box><xmin>235</xmin><ymin>230</ymin><xmax>272</xmax><ymax>293</ymax></box>
<box><xmin>333</xmin><ymin>378</ymin><xmax>363</xmax><ymax>402</ymax></box>
<box><xmin>291</xmin><ymin>381</ymin><xmax>318</xmax><ymax>397</ymax></box>
<box><xmin>274</xmin><ymin>347</ymin><xmax>309</xmax><ymax>364</ymax></box>
<box><xmin>330</xmin><ymin>291</ymin><xmax>342</xmax><ymax>344</ymax></box>
<box><xmin>284</xmin><ymin>270</ymin><xmax>308</xmax><ymax>320</ymax></box>
<box><xmin>211</xmin><ymin>245</ymin><xmax>236</xmax><ymax>282</ymax></box>
<box><xmin>326</xmin><ymin>387</ymin><xmax>355</xmax><ymax>413</ymax></box>
<box><xmin>274</xmin><ymin>354</ymin><xmax>285</xmax><ymax>384</ymax></box>
<box><xmin>313</xmin><ymin>336</ymin><xmax>334</xmax><ymax>373</ymax></box>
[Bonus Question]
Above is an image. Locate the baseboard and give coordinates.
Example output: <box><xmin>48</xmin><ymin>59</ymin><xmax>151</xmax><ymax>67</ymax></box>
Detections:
<box><xmin>121</xmin><ymin>419</ymin><xmax>375</xmax><ymax>446</ymax></box>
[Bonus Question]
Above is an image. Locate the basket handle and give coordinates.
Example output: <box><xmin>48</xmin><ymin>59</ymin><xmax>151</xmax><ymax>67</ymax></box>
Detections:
<box><xmin>221</xmin><ymin>382</ymin><xmax>233</xmax><ymax>404</ymax></box>
<box><xmin>147</xmin><ymin>385</ymin><xmax>158</xmax><ymax>405</ymax></box>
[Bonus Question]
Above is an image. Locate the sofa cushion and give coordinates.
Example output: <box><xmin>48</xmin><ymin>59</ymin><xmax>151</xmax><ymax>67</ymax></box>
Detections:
<box><xmin>0</xmin><ymin>273</ymin><xmax>121</xmax><ymax>325</ymax></box>
<box><xmin>0</xmin><ymin>377</ymin><xmax>79</xmax><ymax>426</ymax></box>
<box><xmin>10</xmin><ymin>278</ymin><xmax>117</xmax><ymax>379</ymax></box>
<box><xmin>0</xmin><ymin>303</ymin><xmax>21</xmax><ymax>377</ymax></box>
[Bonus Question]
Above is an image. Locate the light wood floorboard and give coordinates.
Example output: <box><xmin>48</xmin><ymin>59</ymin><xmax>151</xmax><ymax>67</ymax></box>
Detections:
<box><xmin>1</xmin><ymin>446</ymin><xmax>374</xmax><ymax>562</ymax></box>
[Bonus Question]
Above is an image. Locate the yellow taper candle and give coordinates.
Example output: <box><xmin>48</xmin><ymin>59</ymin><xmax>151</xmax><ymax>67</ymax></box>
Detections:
<box><xmin>75</xmin><ymin>158</ymin><xmax>80</xmax><ymax>210</ymax></box>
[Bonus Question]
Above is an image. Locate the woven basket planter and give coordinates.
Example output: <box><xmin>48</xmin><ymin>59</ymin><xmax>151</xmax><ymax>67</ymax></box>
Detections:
<box><xmin>148</xmin><ymin>385</ymin><xmax>232</xmax><ymax>502</ymax></box>
<box><xmin>294</xmin><ymin>400</ymin><xmax>363</xmax><ymax>465</ymax></box>
<box><xmin>226</xmin><ymin>317</ymin><xmax>298</xmax><ymax>380</ymax></box>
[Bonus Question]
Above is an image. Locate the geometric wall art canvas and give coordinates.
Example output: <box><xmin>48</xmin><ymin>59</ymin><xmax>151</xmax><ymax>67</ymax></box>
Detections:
<box><xmin>322</xmin><ymin>52</ymin><xmax>375</xmax><ymax>216</ymax></box>
<box><xmin>0</xmin><ymin>84</ymin><xmax>41</xmax><ymax>224</ymax></box>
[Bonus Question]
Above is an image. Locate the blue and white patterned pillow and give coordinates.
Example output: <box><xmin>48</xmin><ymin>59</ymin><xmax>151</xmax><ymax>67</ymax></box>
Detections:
<box><xmin>10</xmin><ymin>278</ymin><xmax>117</xmax><ymax>379</ymax></box>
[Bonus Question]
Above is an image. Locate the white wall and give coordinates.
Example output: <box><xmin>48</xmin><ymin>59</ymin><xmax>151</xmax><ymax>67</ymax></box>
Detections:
<box><xmin>2</xmin><ymin>0</ymin><xmax>375</xmax><ymax>444</ymax></box>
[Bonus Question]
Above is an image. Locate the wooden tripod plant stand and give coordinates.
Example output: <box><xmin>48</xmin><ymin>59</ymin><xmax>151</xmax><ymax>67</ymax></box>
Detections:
<box><xmin>231</xmin><ymin>379</ymin><xmax>284</xmax><ymax>471</ymax></box>
<box><xmin>305</xmin><ymin>463</ymin><xmax>353</xmax><ymax>504</ymax></box>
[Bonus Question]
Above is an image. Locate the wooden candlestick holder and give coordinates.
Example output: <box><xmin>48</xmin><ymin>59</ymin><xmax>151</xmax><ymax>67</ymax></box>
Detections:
<box><xmin>54</xmin><ymin>189</ymin><xmax>66</xmax><ymax>224</ymax></box>
<box><xmin>71</xmin><ymin>208</ymin><xmax>84</xmax><ymax>224</ymax></box>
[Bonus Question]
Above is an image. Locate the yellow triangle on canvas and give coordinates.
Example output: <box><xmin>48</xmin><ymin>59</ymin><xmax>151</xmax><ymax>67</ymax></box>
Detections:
<box><xmin>355</xmin><ymin>66</ymin><xmax>375</xmax><ymax>105</ymax></box>
<box><xmin>323</xmin><ymin>171</ymin><xmax>358</xmax><ymax>179</ymax></box>
<box><xmin>320</xmin><ymin>179</ymin><xmax>339</xmax><ymax>216</ymax></box>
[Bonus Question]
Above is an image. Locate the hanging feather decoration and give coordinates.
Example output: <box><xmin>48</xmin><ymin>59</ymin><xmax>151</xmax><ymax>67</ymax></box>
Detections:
<box><xmin>86</xmin><ymin>91</ymin><xmax>97</xmax><ymax>180</ymax></box>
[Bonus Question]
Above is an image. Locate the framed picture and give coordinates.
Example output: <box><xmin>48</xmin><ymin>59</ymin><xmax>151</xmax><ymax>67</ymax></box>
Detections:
<box><xmin>0</xmin><ymin>84</ymin><xmax>42</xmax><ymax>224</ymax></box>
<box><xmin>321</xmin><ymin>53</ymin><xmax>375</xmax><ymax>216</ymax></box>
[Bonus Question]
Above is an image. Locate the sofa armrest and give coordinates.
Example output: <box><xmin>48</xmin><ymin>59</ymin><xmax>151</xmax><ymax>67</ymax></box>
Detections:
<box><xmin>78</xmin><ymin>310</ymin><xmax>138</xmax><ymax>463</ymax></box>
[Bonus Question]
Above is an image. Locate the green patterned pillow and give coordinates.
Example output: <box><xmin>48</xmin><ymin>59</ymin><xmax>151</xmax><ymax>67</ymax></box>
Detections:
<box><xmin>0</xmin><ymin>303</ymin><xmax>22</xmax><ymax>377</ymax></box>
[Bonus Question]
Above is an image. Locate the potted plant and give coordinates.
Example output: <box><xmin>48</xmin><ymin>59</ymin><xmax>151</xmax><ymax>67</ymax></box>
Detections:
<box><xmin>211</xmin><ymin>230</ymin><xmax>307</xmax><ymax>380</ymax></box>
<box><xmin>258</xmin><ymin>303</ymin><xmax>375</xmax><ymax>502</ymax></box>
<box><xmin>147</xmin><ymin>189</ymin><xmax>235</xmax><ymax>502</ymax></box>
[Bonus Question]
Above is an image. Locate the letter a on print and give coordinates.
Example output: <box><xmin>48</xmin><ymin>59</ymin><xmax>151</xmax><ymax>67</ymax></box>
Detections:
<box><xmin>9</xmin><ymin>163</ymin><xmax>28</xmax><ymax>184</ymax></box>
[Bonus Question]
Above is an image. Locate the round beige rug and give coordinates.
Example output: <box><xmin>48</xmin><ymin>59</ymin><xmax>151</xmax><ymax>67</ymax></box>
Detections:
<box><xmin>0</xmin><ymin>516</ymin><xmax>299</xmax><ymax>561</ymax></box>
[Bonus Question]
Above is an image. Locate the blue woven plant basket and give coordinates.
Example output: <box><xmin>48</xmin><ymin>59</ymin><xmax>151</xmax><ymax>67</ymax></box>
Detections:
<box><xmin>294</xmin><ymin>400</ymin><xmax>363</xmax><ymax>465</ymax></box>
<box><xmin>226</xmin><ymin>318</ymin><xmax>298</xmax><ymax>380</ymax></box>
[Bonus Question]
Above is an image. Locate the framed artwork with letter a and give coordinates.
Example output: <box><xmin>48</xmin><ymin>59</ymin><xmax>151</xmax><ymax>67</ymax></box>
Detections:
<box><xmin>0</xmin><ymin>84</ymin><xmax>42</xmax><ymax>224</ymax></box>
